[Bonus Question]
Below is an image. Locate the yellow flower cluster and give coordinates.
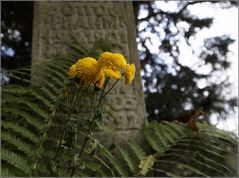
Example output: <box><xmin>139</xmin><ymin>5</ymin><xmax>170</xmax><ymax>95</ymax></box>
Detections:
<box><xmin>98</xmin><ymin>52</ymin><xmax>126</xmax><ymax>80</ymax></box>
<box><xmin>68</xmin><ymin>52</ymin><xmax>136</xmax><ymax>89</ymax></box>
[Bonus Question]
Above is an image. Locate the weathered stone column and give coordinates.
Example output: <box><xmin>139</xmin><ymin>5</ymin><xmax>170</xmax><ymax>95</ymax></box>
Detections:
<box><xmin>32</xmin><ymin>1</ymin><xmax>147</xmax><ymax>144</ymax></box>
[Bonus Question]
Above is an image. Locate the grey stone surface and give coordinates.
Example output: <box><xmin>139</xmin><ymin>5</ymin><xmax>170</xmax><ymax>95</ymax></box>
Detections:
<box><xmin>32</xmin><ymin>1</ymin><xmax>147</xmax><ymax>141</ymax></box>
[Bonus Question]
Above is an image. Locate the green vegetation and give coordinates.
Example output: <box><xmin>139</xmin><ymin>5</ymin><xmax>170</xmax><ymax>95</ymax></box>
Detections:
<box><xmin>1</xmin><ymin>42</ymin><xmax>237</xmax><ymax>177</ymax></box>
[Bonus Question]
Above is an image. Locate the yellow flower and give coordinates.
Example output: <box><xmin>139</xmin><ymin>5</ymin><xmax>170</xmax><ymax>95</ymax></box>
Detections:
<box><xmin>74</xmin><ymin>57</ymin><xmax>100</xmax><ymax>84</ymax></box>
<box><xmin>124</xmin><ymin>64</ymin><xmax>136</xmax><ymax>84</ymax></box>
<box><xmin>102</xmin><ymin>68</ymin><xmax>121</xmax><ymax>80</ymax></box>
<box><xmin>94</xmin><ymin>71</ymin><xmax>105</xmax><ymax>90</ymax></box>
<box><xmin>98</xmin><ymin>52</ymin><xmax>127</xmax><ymax>79</ymax></box>
<box><xmin>68</xmin><ymin>64</ymin><xmax>77</xmax><ymax>78</ymax></box>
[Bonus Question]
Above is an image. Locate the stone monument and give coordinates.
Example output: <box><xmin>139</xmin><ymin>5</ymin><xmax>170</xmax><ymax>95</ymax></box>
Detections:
<box><xmin>31</xmin><ymin>1</ymin><xmax>147</xmax><ymax>144</ymax></box>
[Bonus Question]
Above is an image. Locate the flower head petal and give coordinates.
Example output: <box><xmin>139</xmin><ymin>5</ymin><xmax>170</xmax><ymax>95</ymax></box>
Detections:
<box><xmin>74</xmin><ymin>57</ymin><xmax>100</xmax><ymax>83</ymax></box>
<box><xmin>95</xmin><ymin>71</ymin><xmax>105</xmax><ymax>90</ymax></box>
<box><xmin>98</xmin><ymin>52</ymin><xmax>126</xmax><ymax>79</ymax></box>
<box><xmin>102</xmin><ymin>68</ymin><xmax>121</xmax><ymax>80</ymax></box>
<box><xmin>125</xmin><ymin>63</ymin><xmax>136</xmax><ymax>84</ymax></box>
<box><xmin>68</xmin><ymin>64</ymin><xmax>77</xmax><ymax>79</ymax></box>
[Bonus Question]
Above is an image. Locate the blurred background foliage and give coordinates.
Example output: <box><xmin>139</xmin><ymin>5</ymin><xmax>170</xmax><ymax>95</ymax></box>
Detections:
<box><xmin>1</xmin><ymin>2</ymin><xmax>33</xmax><ymax>85</ymax></box>
<box><xmin>133</xmin><ymin>1</ymin><xmax>238</xmax><ymax>126</ymax></box>
<box><xmin>1</xmin><ymin>1</ymin><xmax>238</xmax><ymax>129</ymax></box>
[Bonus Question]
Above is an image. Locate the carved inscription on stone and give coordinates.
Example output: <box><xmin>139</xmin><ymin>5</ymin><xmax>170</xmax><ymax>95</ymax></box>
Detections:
<box><xmin>33</xmin><ymin>2</ymin><xmax>129</xmax><ymax>60</ymax></box>
<box><xmin>32</xmin><ymin>2</ymin><xmax>146</xmax><ymax>130</ymax></box>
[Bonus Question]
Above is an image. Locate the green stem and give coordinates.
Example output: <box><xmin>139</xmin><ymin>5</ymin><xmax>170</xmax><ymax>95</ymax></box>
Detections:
<box><xmin>103</xmin><ymin>79</ymin><xmax>119</xmax><ymax>98</ymax></box>
<box><xmin>70</xmin><ymin>78</ymin><xmax>109</xmax><ymax>177</ymax></box>
<box><xmin>54</xmin><ymin>83</ymin><xmax>84</xmax><ymax>160</ymax></box>
<box><xmin>56</xmin><ymin>146</ymin><xmax>67</xmax><ymax>176</ymax></box>
<box><xmin>54</xmin><ymin>130</ymin><xmax>66</xmax><ymax>160</ymax></box>
<box><xmin>103</xmin><ymin>73</ymin><xmax>124</xmax><ymax>98</ymax></box>
<box><xmin>55</xmin><ymin>83</ymin><xmax>93</xmax><ymax>175</ymax></box>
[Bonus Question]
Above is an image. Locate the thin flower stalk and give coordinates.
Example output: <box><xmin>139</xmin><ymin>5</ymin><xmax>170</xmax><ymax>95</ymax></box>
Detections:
<box><xmin>54</xmin><ymin>82</ymin><xmax>85</xmax><ymax>160</ymax></box>
<box><xmin>70</xmin><ymin>78</ymin><xmax>110</xmax><ymax>177</ymax></box>
<box><xmin>103</xmin><ymin>73</ymin><xmax>125</xmax><ymax>98</ymax></box>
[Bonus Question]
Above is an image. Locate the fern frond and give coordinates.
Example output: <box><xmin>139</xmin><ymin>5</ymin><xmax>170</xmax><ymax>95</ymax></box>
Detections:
<box><xmin>143</xmin><ymin>125</ymin><xmax>163</xmax><ymax>152</ymax></box>
<box><xmin>44</xmin><ymin>65</ymin><xmax>67</xmax><ymax>81</ymax></box>
<box><xmin>2</xmin><ymin>121</ymin><xmax>39</xmax><ymax>143</ymax></box>
<box><xmin>99</xmin><ymin>144</ymin><xmax>129</xmax><ymax>177</ymax></box>
<box><xmin>2</xmin><ymin>132</ymin><xmax>35</xmax><ymax>157</ymax></box>
<box><xmin>3</xmin><ymin>85</ymin><xmax>54</xmax><ymax>109</ymax></box>
<box><xmin>10</xmin><ymin>69</ymin><xmax>31</xmax><ymax>78</ymax></box>
<box><xmin>169</xmin><ymin>147</ymin><xmax>232</xmax><ymax>176</ymax></box>
<box><xmin>2</xmin><ymin>167</ymin><xmax>16</xmax><ymax>177</ymax></box>
<box><xmin>126</xmin><ymin>139</ymin><xmax>146</xmax><ymax>161</ymax></box>
<box><xmin>2</xmin><ymin>107</ymin><xmax>44</xmax><ymax>130</ymax></box>
<box><xmin>47</xmin><ymin>63</ymin><xmax>68</xmax><ymax>76</ymax></box>
<box><xmin>154</xmin><ymin>168</ymin><xmax>178</xmax><ymax>177</ymax></box>
<box><xmin>68</xmin><ymin>42</ymin><xmax>89</xmax><ymax>56</ymax></box>
<box><xmin>6</xmin><ymin>73</ymin><xmax>31</xmax><ymax>83</ymax></box>
<box><xmin>161</xmin><ymin>152</ymin><xmax>227</xmax><ymax>176</ymax></box>
<box><xmin>157</xmin><ymin>160</ymin><xmax>209</xmax><ymax>177</ymax></box>
<box><xmin>1</xmin><ymin>148</ymin><xmax>31</xmax><ymax>175</ymax></box>
<box><xmin>117</xmin><ymin>145</ymin><xmax>138</xmax><ymax>174</ymax></box>
<box><xmin>2</xmin><ymin>95</ymin><xmax>49</xmax><ymax>119</ymax></box>
<box><xmin>82</xmin><ymin>160</ymin><xmax>105</xmax><ymax>177</ymax></box>
<box><xmin>41</xmin><ymin>72</ymin><xmax>63</xmax><ymax>89</ymax></box>
<box><xmin>144</xmin><ymin>121</ymin><xmax>237</xmax><ymax>177</ymax></box>
<box><xmin>199</xmin><ymin>122</ymin><xmax>237</xmax><ymax>146</ymax></box>
<box><xmin>152</xmin><ymin>123</ymin><xmax>170</xmax><ymax>147</ymax></box>
<box><xmin>176</xmin><ymin>141</ymin><xmax>225</xmax><ymax>159</ymax></box>
<box><xmin>39</xmin><ymin>86</ymin><xmax>58</xmax><ymax>101</ymax></box>
<box><xmin>33</xmin><ymin>76</ymin><xmax>60</xmax><ymax>94</ymax></box>
<box><xmin>93</xmin><ymin>155</ymin><xmax>115</xmax><ymax>177</ymax></box>
<box><xmin>162</xmin><ymin>121</ymin><xmax>188</xmax><ymax>137</ymax></box>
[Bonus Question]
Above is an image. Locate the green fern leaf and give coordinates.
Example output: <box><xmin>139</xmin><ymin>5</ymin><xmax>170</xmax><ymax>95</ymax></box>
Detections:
<box><xmin>157</xmin><ymin>160</ymin><xmax>209</xmax><ymax>177</ymax></box>
<box><xmin>44</xmin><ymin>65</ymin><xmax>67</xmax><ymax>81</ymax></box>
<box><xmin>39</xmin><ymin>86</ymin><xmax>58</xmax><ymax>101</ymax></box>
<box><xmin>3</xmin><ymin>86</ymin><xmax>54</xmax><ymax>109</ymax></box>
<box><xmin>2</xmin><ymin>167</ymin><xmax>16</xmax><ymax>177</ymax></box>
<box><xmin>163</xmin><ymin>121</ymin><xmax>188</xmax><ymax>137</ymax></box>
<box><xmin>127</xmin><ymin>140</ymin><xmax>146</xmax><ymax>161</ymax></box>
<box><xmin>158</xmin><ymin>123</ymin><xmax>182</xmax><ymax>143</ymax></box>
<box><xmin>161</xmin><ymin>152</ymin><xmax>227</xmax><ymax>176</ymax></box>
<box><xmin>10</xmin><ymin>69</ymin><xmax>31</xmax><ymax>78</ymax></box>
<box><xmin>6</xmin><ymin>73</ymin><xmax>31</xmax><ymax>83</ymax></box>
<box><xmin>2</xmin><ymin>96</ymin><xmax>49</xmax><ymax>119</ymax></box>
<box><xmin>154</xmin><ymin>168</ymin><xmax>179</xmax><ymax>177</ymax></box>
<box><xmin>2</xmin><ymin>121</ymin><xmax>39</xmax><ymax>143</ymax></box>
<box><xmin>170</xmin><ymin>147</ymin><xmax>231</xmax><ymax>174</ymax></box>
<box><xmin>47</xmin><ymin>63</ymin><xmax>69</xmax><ymax>74</ymax></box>
<box><xmin>176</xmin><ymin>141</ymin><xmax>225</xmax><ymax>159</ymax></box>
<box><xmin>152</xmin><ymin>124</ymin><xmax>169</xmax><ymax>147</ymax></box>
<box><xmin>41</xmin><ymin>72</ymin><xmax>63</xmax><ymax>89</ymax></box>
<box><xmin>2</xmin><ymin>148</ymin><xmax>31</xmax><ymax>175</ymax></box>
<box><xmin>2</xmin><ymin>132</ymin><xmax>35</xmax><ymax>157</ymax></box>
<box><xmin>2</xmin><ymin>107</ymin><xmax>44</xmax><ymax>130</ymax></box>
<box><xmin>117</xmin><ymin>145</ymin><xmax>138</xmax><ymax>173</ymax></box>
<box><xmin>94</xmin><ymin>155</ymin><xmax>116</xmax><ymax>177</ymax></box>
<box><xmin>33</xmin><ymin>76</ymin><xmax>60</xmax><ymax>94</ymax></box>
<box><xmin>83</xmin><ymin>160</ymin><xmax>104</xmax><ymax>176</ymax></box>
<box><xmin>99</xmin><ymin>144</ymin><xmax>128</xmax><ymax>176</ymax></box>
<box><xmin>143</xmin><ymin>126</ymin><xmax>163</xmax><ymax>153</ymax></box>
